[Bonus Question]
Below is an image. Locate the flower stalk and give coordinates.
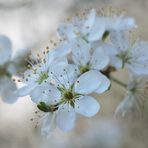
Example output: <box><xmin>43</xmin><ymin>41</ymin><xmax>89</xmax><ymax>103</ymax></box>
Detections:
<box><xmin>110</xmin><ymin>76</ymin><xmax>127</xmax><ymax>88</ymax></box>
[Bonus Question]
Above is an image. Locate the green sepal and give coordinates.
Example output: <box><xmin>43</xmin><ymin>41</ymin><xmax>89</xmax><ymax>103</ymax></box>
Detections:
<box><xmin>102</xmin><ymin>31</ymin><xmax>110</xmax><ymax>41</ymax></box>
<box><xmin>37</xmin><ymin>102</ymin><xmax>50</xmax><ymax>112</ymax></box>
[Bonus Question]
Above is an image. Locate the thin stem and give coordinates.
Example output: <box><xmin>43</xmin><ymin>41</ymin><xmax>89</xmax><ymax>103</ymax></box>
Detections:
<box><xmin>110</xmin><ymin>76</ymin><xmax>127</xmax><ymax>88</ymax></box>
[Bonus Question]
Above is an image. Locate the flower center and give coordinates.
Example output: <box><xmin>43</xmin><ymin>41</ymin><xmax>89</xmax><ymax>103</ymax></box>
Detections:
<box><xmin>63</xmin><ymin>91</ymin><xmax>74</xmax><ymax>101</ymax></box>
<box><xmin>37</xmin><ymin>72</ymin><xmax>49</xmax><ymax>84</ymax></box>
<box><xmin>79</xmin><ymin>64</ymin><xmax>90</xmax><ymax>74</ymax></box>
<box><xmin>61</xmin><ymin>89</ymin><xmax>75</xmax><ymax>107</ymax></box>
<box><xmin>59</xmin><ymin>86</ymin><xmax>82</xmax><ymax>108</ymax></box>
<box><xmin>116</xmin><ymin>51</ymin><xmax>131</xmax><ymax>68</ymax></box>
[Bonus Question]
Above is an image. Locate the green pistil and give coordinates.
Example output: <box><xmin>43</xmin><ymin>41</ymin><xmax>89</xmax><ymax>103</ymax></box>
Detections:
<box><xmin>37</xmin><ymin>72</ymin><xmax>48</xmax><ymax>84</ymax></box>
<box><xmin>79</xmin><ymin>64</ymin><xmax>91</xmax><ymax>74</ymax></box>
<box><xmin>61</xmin><ymin>90</ymin><xmax>75</xmax><ymax>108</ymax></box>
<box><xmin>64</xmin><ymin>91</ymin><xmax>74</xmax><ymax>101</ymax></box>
<box><xmin>116</xmin><ymin>51</ymin><xmax>131</xmax><ymax>68</ymax></box>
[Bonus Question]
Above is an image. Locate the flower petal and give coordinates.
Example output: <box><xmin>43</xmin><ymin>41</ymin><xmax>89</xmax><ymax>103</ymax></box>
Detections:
<box><xmin>74</xmin><ymin>70</ymin><xmax>102</xmax><ymax>94</ymax></box>
<box><xmin>22</xmin><ymin>69</ymin><xmax>38</xmax><ymax>84</ymax></box>
<box><xmin>53</xmin><ymin>42</ymin><xmax>71</xmax><ymax>58</ymax></box>
<box><xmin>71</xmin><ymin>38</ymin><xmax>91</xmax><ymax>65</ymax></box>
<box><xmin>50</xmin><ymin>57</ymin><xmax>68</xmax><ymax>74</ymax></box>
<box><xmin>91</xmin><ymin>47</ymin><xmax>109</xmax><ymax>70</ymax></box>
<box><xmin>115</xmin><ymin>17</ymin><xmax>137</xmax><ymax>30</ymax></box>
<box><xmin>129</xmin><ymin>41</ymin><xmax>148</xmax><ymax>75</ymax></box>
<box><xmin>103</xmin><ymin>43</ymin><xmax>122</xmax><ymax>68</ymax></box>
<box><xmin>56</xmin><ymin>104</ymin><xmax>76</xmax><ymax>131</ymax></box>
<box><xmin>87</xmin><ymin>21</ymin><xmax>105</xmax><ymax>41</ymax></box>
<box><xmin>41</xmin><ymin>113</ymin><xmax>56</xmax><ymax>136</ymax></box>
<box><xmin>75</xmin><ymin>96</ymin><xmax>100</xmax><ymax>117</ymax></box>
<box><xmin>95</xmin><ymin>74</ymin><xmax>110</xmax><ymax>94</ymax></box>
<box><xmin>17</xmin><ymin>83</ymin><xmax>37</xmax><ymax>97</ymax></box>
<box><xmin>0</xmin><ymin>77</ymin><xmax>18</xmax><ymax>104</ymax></box>
<box><xmin>50</xmin><ymin>64</ymin><xmax>77</xmax><ymax>89</ymax></box>
<box><xmin>0</xmin><ymin>35</ymin><xmax>12</xmax><ymax>65</ymax></box>
<box><xmin>30</xmin><ymin>83</ymin><xmax>61</xmax><ymax>104</ymax></box>
<box><xmin>82</xmin><ymin>9</ymin><xmax>96</xmax><ymax>34</ymax></box>
<box><xmin>115</xmin><ymin>93</ymin><xmax>141</xmax><ymax>119</ymax></box>
<box><xmin>57</xmin><ymin>23</ymin><xmax>77</xmax><ymax>41</ymax></box>
<box><xmin>110</xmin><ymin>30</ymin><xmax>129</xmax><ymax>51</ymax></box>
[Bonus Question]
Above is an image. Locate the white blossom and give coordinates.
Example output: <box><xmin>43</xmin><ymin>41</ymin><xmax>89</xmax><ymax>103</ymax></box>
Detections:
<box><xmin>30</xmin><ymin>64</ymin><xmax>110</xmax><ymax>132</ymax></box>
<box><xmin>57</xmin><ymin>9</ymin><xmax>136</xmax><ymax>44</ymax></box>
<box><xmin>104</xmin><ymin>31</ymin><xmax>148</xmax><ymax>75</ymax></box>
<box><xmin>57</xmin><ymin>9</ymin><xmax>105</xmax><ymax>43</ymax></box>
<box><xmin>70</xmin><ymin>39</ymin><xmax>110</xmax><ymax>93</ymax></box>
<box><xmin>7</xmin><ymin>8</ymin><xmax>147</xmax><ymax>136</ymax></box>
<box><xmin>97</xmin><ymin>14</ymin><xmax>137</xmax><ymax>34</ymax></box>
<box><xmin>17</xmin><ymin>51</ymin><xmax>68</xmax><ymax>98</ymax></box>
<box><xmin>115</xmin><ymin>74</ymin><xmax>148</xmax><ymax>119</ymax></box>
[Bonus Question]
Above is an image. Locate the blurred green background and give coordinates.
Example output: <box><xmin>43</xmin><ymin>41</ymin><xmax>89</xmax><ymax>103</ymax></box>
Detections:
<box><xmin>0</xmin><ymin>0</ymin><xmax>148</xmax><ymax>148</ymax></box>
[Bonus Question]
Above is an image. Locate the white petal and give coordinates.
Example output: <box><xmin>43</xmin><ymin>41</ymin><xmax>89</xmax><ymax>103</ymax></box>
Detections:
<box><xmin>75</xmin><ymin>96</ymin><xmax>100</xmax><ymax>117</ymax></box>
<box><xmin>41</xmin><ymin>113</ymin><xmax>56</xmax><ymax>136</ymax></box>
<box><xmin>17</xmin><ymin>83</ymin><xmax>36</xmax><ymax>97</ymax></box>
<box><xmin>128</xmin><ymin>64</ymin><xmax>148</xmax><ymax>75</ymax></box>
<box><xmin>110</xmin><ymin>30</ymin><xmax>129</xmax><ymax>51</ymax></box>
<box><xmin>129</xmin><ymin>41</ymin><xmax>148</xmax><ymax>75</ymax></box>
<box><xmin>22</xmin><ymin>69</ymin><xmax>38</xmax><ymax>84</ymax></box>
<box><xmin>95</xmin><ymin>74</ymin><xmax>110</xmax><ymax>94</ymax></box>
<box><xmin>30</xmin><ymin>83</ymin><xmax>61</xmax><ymax>104</ymax></box>
<box><xmin>2</xmin><ymin>92</ymin><xmax>18</xmax><ymax>104</ymax></box>
<box><xmin>53</xmin><ymin>42</ymin><xmax>71</xmax><ymax>58</ymax></box>
<box><xmin>6</xmin><ymin>62</ymin><xmax>17</xmax><ymax>75</ymax></box>
<box><xmin>102</xmin><ymin>43</ymin><xmax>118</xmax><ymax>56</ymax></box>
<box><xmin>0</xmin><ymin>77</ymin><xmax>18</xmax><ymax>103</ymax></box>
<box><xmin>116</xmin><ymin>17</ymin><xmax>137</xmax><ymax>30</ymax></box>
<box><xmin>87</xmin><ymin>21</ymin><xmax>105</xmax><ymax>41</ymax></box>
<box><xmin>56</xmin><ymin>104</ymin><xmax>76</xmax><ymax>131</ymax></box>
<box><xmin>91</xmin><ymin>47</ymin><xmax>109</xmax><ymax>70</ymax></box>
<box><xmin>82</xmin><ymin>9</ymin><xmax>96</xmax><ymax>34</ymax></box>
<box><xmin>71</xmin><ymin>38</ymin><xmax>91</xmax><ymax>65</ymax></box>
<box><xmin>103</xmin><ymin>43</ymin><xmax>122</xmax><ymax>68</ymax></box>
<box><xmin>44</xmin><ymin>50</ymin><xmax>55</xmax><ymax>67</ymax></box>
<box><xmin>0</xmin><ymin>35</ymin><xmax>12</xmax><ymax>65</ymax></box>
<box><xmin>57</xmin><ymin>23</ymin><xmax>77</xmax><ymax>41</ymax></box>
<box><xmin>44</xmin><ymin>49</ymin><xmax>69</xmax><ymax>72</ymax></box>
<box><xmin>74</xmin><ymin>70</ymin><xmax>102</xmax><ymax>94</ymax></box>
<box><xmin>50</xmin><ymin>64</ymin><xmax>77</xmax><ymax>89</ymax></box>
<box><xmin>115</xmin><ymin>93</ymin><xmax>141</xmax><ymax>118</ymax></box>
<box><xmin>49</xmin><ymin>57</ymin><xmax>68</xmax><ymax>74</ymax></box>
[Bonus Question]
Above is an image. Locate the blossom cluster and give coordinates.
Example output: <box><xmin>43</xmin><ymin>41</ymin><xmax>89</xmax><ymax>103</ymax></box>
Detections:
<box><xmin>1</xmin><ymin>8</ymin><xmax>148</xmax><ymax>135</ymax></box>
